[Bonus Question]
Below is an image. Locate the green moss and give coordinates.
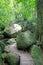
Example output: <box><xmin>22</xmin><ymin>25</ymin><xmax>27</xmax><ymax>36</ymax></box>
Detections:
<box><xmin>16</xmin><ymin>31</ymin><xmax>36</xmax><ymax>50</ymax></box>
<box><xmin>4</xmin><ymin>53</ymin><xmax>20</xmax><ymax>65</ymax></box>
<box><xmin>31</xmin><ymin>45</ymin><xmax>43</xmax><ymax>65</ymax></box>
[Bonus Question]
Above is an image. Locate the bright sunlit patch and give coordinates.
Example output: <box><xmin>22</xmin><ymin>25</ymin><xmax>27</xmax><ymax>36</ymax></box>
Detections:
<box><xmin>13</xmin><ymin>24</ymin><xmax>22</xmax><ymax>31</ymax></box>
<box><xmin>10</xmin><ymin>0</ymin><xmax>14</xmax><ymax>7</ymax></box>
<box><xmin>10</xmin><ymin>24</ymin><xmax>22</xmax><ymax>34</ymax></box>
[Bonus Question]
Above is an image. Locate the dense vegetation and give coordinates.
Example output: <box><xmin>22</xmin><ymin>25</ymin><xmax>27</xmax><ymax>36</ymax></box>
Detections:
<box><xmin>0</xmin><ymin>0</ymin><xmax>43</xmax><ymax>65</ymax></box>
<box><xmin>31</xmin><ymin>45</ymin><xmax>43</xmax><ymax>65</ymax></box>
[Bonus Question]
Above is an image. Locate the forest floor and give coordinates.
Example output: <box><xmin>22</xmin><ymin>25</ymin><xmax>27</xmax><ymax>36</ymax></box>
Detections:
<box><xmin>5</xmin><ymin>43</ymin><xmax>34</xmax><ymax>65</ymax></box>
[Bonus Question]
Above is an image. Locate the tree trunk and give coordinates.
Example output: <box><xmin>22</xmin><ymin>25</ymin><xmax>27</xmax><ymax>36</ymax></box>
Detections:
<box><xmin>35</xmin><ymin>0</ymin><xmax>43</xmax><ymax>42</ymax></box>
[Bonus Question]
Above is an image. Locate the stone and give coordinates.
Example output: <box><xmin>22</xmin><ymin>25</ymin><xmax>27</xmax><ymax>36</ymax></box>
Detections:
<box><xmin>3</xmin><ymin>24</ymin><xmax>22</xmax><ymax>38</ymax></box>
<box><xmin>6</xmin><ymin>38</ymin><xmax>16</xmax><ymax>44</ymax></box>
<box><xmin>16</xmin><ymin>30</ymin><xmax>36</xmax><ymax>50</ymax></box>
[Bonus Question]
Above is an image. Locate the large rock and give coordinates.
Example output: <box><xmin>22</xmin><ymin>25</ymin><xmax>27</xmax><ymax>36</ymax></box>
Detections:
<box><xmin>31</xmin><ymin>45</ymin><xmax>43</xmax><ymax>65</ymax></box>
<box><xmin>16</xmin><ymin>30</ymin><xmax>36</xmax><ymax>50</ymax></box>
<box><xmin>3</xmin><ymin>24</ymin><xmax>22</xmax><ymax>38</ymax></box>
<box><xmin>4</xmin><ymin>53</ymin><xmax>20</xmax><ymax>65</ymax></box>
<box><xmin>4</xmin><ymin>45</ymin><xmax>10</xmax><ymax>53</ymax></box>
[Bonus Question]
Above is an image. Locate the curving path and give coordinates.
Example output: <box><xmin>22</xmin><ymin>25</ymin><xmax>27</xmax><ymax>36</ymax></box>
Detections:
<box><xmin>5</xmin><ymin>43</ymin><xmax>34</xmax><ymax>65</ymax></box>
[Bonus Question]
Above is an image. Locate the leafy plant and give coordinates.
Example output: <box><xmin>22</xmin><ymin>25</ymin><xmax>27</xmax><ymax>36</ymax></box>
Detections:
<box><xmin>0</xmin><ymin>41</ymin><xmax>5</xmax><ymax>52</ymax></box>
<box><xmin>0</xmin><ymin>47</ymin><xmax>4</xmax><ymax>65</ymax></box>
<box><xmin>31</xmin><ymin>45</ymin><xmax>43</xmax><ymax>65</ymax></box>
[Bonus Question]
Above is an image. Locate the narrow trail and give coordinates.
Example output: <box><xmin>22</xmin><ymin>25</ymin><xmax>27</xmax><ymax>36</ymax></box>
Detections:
<box><xmin>5</xmin><ymin>43</ymin><xmax>34</xmax><ymax>65</ymax></box>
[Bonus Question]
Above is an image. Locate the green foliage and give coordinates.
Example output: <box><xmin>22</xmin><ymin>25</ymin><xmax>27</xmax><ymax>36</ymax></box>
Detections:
<box><xmin>0</xmin><ymin>0</ymin><xmax>37</xmax><ymax>30</ymax></box>
<box><xmin>13</xmin><ymin>0</ymin><xmax>37</xmax><ymax>32</ymax></box>
<box><xmin>4</xmin><ymin>53</ymin><xmax>20</xmax><ymax>65</ymax></box>
<box><xmin>0</xmin><ymin>47</ymin><xmax>3</xmax><ymax>65</ymax></box>
<box><xmin>21</xmin><ymin>20</ymin><xmax>36</xmax><ymax>32</ymax></box>
<box><xmin>0</xmin><ymin>0</ymin><xmax>14</xmax><ymax>28</ymax></box>
<box><xmin>0</xmin><ymin>41</ymin><xmax>5</xmax><ymax>52</ymax></box>
<box><xmin>0</xmin><ymin>31</ymin><xmax>4</xmax><ymax>35</ymax></box>
<box><xmin>0</xmin><ymin>23</ymin><xmax>5</xmax><ymax>31</ymax></box>
<box><xmin>14</xmin><ymin>0</ymin><xmax>36</xmax><ymax>19</ymax></box>
<box><xmin>31</xmin><ymin>45</ymin><xmax>43</xmax><ymax>65</ymax></box>
<box><xmin>16</xmin><ymin>31</ymin><xmax>36</xmax><ymax>50</ymax></box>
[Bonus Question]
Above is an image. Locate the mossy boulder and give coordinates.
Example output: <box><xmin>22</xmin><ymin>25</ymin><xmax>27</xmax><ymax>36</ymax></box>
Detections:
<box><xmin>31</xmin><ymin>45</ymin><xmax>43</xmax><ymax>65</ymax></box>
<box><xmin>16</xmin><ymin>31</ymin><xmax>36</xmax><ymax>50</ymax></box>
<box><xmin>6</xmin><ymin>38</ymin><xmax>16</xmax><ymax>45</ymax></box>
<box><xmin>4</xmin><ymin>53</ymin><xmax>20</xmax><ymax>65</ymax></box>
<box><xmin>0</xmin><ymin>41</ymin><xmax>5</xmax><ymax>52</ymax></box>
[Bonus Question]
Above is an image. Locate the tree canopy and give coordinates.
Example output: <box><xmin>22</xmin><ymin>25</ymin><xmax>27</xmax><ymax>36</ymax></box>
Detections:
<box><xmin>0</xmin><ymin>0</ymin><xmax>37</xmax><ymax>28</ymax></box>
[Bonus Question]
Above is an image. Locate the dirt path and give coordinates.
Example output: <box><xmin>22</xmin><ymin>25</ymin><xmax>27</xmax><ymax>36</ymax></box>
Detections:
<box><xmin>5</xmin><ymin>43</ymin><xmax>34</xmax><ymax>65</ymax></box>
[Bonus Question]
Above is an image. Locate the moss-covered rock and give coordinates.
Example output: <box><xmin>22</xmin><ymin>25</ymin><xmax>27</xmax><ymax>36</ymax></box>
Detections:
<box><xmin>6</xmin><ymin>38</ymin><xmax>16</xmax><ymax>45</ymax></box>
<box><xmin>0</xmin><ymin>41</ymin><xmax>5</xmax><ymax>52</ymax></box>
<box><xmin>31</xmin><ymin>45</ymin><xmax>43</xmax><ymax>65</ymax></box>
<box><xmin>16</xmin><ymin>31</ymin><xmax>36</xmax><ymax>50</ymax></box>
<box><xmin>4</xmin><ymin>53</ymin><xmax>20</xmax><ymax>65</ymax></box>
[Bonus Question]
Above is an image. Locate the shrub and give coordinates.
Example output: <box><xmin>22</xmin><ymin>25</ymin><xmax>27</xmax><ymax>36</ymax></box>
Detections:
<box><xmin>31</xmin><ymin>45</ymin><xmax>43</xmax><ymax>65</ymax></box>
<box><xmin>0</xmin><ymin>41</ymin><xmax>5</xmax><ymax>52</ymax></box>
<box><xmin>4</xmin><ymin>53</ymin><xmax>20</xmax><ymax>65</ymax></box>
<box><xmin>16</xmin><ymin>31</ymin><xmax>36</xmax><ymax>50</ymax></box>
